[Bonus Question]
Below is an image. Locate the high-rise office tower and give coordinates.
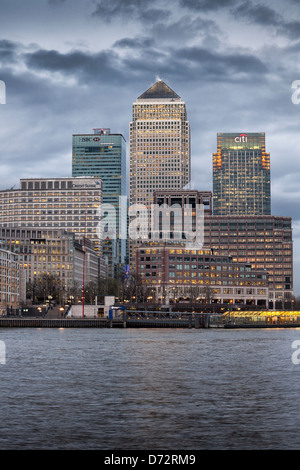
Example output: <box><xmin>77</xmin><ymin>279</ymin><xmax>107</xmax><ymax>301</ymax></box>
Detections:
<box><xmin>213</xmin><ymin>132</ymin><xmax>271</xmax><ymax>215</ymax></box>
<box><xmin>153</xmin><ymin>189</ymin><xmax>293</xmax><ymax>308</ymax></box>
<box><xmin>129</xmin><ymin>80</ymin><xmax>190</xmax><ymax>209</ymax></box>
<box><xmin>129</xmin><ymin>79</ymin><xmax>190</xmax><ymax>267</ymax></box>
<box><xmin>0</xmin><ymin>176</ymin><xmax>106</xmax><ymax>271</ymax></box>
<box><xmin>72</xmin><ymin>128</ymin><xmax>127</xmax><ymax>278</ymax></box>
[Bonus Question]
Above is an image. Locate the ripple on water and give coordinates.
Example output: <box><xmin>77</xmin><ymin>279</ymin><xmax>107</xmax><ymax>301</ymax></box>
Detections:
<box><xmin>0</xmin><ymin>327</ymin><xmax>300</xmax><ymax>449</ymax></box>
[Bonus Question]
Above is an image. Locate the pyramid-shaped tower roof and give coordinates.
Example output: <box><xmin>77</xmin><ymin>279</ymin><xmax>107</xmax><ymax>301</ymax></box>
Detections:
<box><xmin>138</xmin><ymin>80</ymin><xmax>181</xmax><ymax>100</ymax></box>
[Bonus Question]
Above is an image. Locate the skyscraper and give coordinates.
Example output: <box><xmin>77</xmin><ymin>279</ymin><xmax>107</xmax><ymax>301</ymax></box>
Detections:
<box><xmin>129</xmin><ymin>79</ymin><xmax>190</xmax><ymax>209</ymax></box>
<box><xmin>129</xmin><ymin>79</ymin><xmax>190</xmax><ymax>267</ymax></box>
<box><xmin>72</xmin><ymin>128</ymin><xmax>127</xmax><ymax>278</ymax></box>
<box><xmin>152</xmin><ymin>189</ymin><xmax>293</xmax><ymax>308</ymax></box>
<box><xmin>213</xmin><ymin>132</ymin><xmax>271</xmax><ymax>216</ymax></box>
<box><xmin>0</xmin><ymin>176</ymin><xmax>105</xmax><ymax>272</ymax></box>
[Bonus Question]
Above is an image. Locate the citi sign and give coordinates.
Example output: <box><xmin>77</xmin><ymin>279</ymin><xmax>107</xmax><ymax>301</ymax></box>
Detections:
<box><xmin>234</xmin><ymin>133</ymin><xmax>248</xmax><ymax>142</ymax></box>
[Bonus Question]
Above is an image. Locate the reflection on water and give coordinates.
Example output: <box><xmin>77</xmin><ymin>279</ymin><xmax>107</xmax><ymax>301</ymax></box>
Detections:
<box><xmin>0</xmin><ymin>327</ymin><xmax>300</xmax><ymax>449</ymax></box>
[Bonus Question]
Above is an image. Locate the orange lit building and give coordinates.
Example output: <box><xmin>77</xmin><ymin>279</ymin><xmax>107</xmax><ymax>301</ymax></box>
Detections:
<box><xmin>213</xmin><ymin>133</ymin><xmax>271</xmax><ymax>216</ymax></box>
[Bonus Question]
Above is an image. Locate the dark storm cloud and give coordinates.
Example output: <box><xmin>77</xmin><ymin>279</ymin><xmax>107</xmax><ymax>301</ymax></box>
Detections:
<box><xmin>48</xmin><ymin>0</ymin><xmax>67</xmax><ymax>4</ymax></box>
<box><xmin>92</xmin><ymin>0</ymin><xmax>170</xmax><ymax>23</ymax></box>
<box><xmin>179</xmin><ymin>0</ymin><xmax>236</xmax><ymax>11</ymax></box>
<box><xmin>24</xmin><ymin>48</ymin><xmax>124</xmax><ymax>84</ymax></box>
<box><xmin>0</xmin><ymin>39</ymin><xmax>19</xmax><ymax>64</ymax></box>
<box><xmin>22</xmin><ymin>38</ymin><xmax>268</xmax><ymax>91</ymax></box>
<box><xmin>113</xmin><ymin>37</ymin><xmax>154</xmax><ymax>49</ymax></box>
<box><xmin>233</xmin><ymin>1</ymin><xmax>300</xmax><ymax>40</ymax></box>
<box><xmin>150</xmin><ymin>14</ymin><xmax>221</xmax><ymax>45</ymax></box>
<box><xmin>233</xmin><ymin>2</ymin><xmax>282</xmax><ymax>26</ymax></box>
<box><xmin>282</xmin><ymin>20</ymin><xmax>300</xmax><ymax>40</ymax></box>
<box><xmin>173</xmin><ymin>46</ymin><xmax>268</xmax><ymax>81</ymax></box>
<box><xmin>138</xmin><ymin>7</ymin><xmax>171</xmax><ymax>24</ymax></box>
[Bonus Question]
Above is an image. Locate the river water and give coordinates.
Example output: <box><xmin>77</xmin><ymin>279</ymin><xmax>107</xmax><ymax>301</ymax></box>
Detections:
<box><xmin>0</xmin><ymin>326</ymin><xmax>300</xmax><ymax>450</ymax></box>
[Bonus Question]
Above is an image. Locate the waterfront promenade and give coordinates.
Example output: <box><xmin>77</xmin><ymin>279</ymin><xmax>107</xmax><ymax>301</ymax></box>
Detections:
<box><xmin>1</xmin><ymin>310</ymin><xmax>300</xmax><ymax>328</ymax></box>
<box><xmin>0</xmin><ymin>316</ymin><xmax>207</xmax><ymax>329</ymax></box>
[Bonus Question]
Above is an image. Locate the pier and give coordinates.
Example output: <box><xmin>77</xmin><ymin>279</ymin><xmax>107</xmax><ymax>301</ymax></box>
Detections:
<box><xmin>0</xmin><ymin>314</ymin><xmax>209</xmax><ymax>329</ymax></box>
<box><xmin>0</xmin><ymin>318</ymin><xmax>118</xmax><ymax>328</ymax></box>
<box><xmin>1</xmin><ymin>310</ymin><xmax>300</xmax><ymax>328</ymax></box>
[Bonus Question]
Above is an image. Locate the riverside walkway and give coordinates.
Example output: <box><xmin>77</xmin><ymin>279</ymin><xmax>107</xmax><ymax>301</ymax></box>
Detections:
<box><xmin>2</xmin><ymin>310</ymin><xmax>299</xmax><ymax>328</ymax></box>
<box><xmin>0</xmin><ymin>314</ymin><xmax>209</xmax><ymax>329</ymax></box>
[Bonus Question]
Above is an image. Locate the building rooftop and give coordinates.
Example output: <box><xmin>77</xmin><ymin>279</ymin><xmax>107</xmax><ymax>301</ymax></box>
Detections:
<box><xmin>138</xmin><ymin>80</ymin><xmax>181</xmax><ymax>100</ymax></box>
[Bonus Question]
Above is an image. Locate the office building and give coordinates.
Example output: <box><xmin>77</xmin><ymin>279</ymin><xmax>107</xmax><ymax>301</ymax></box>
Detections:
<box><xmin>213</xmin><ymin>132</ymin><xmax>271</xmax><ymax>215</ymax></box>
<box><xmin>152</xmin><ymin>189</ymin><xmax>211</xmax><ymax>242</ymax></box>
<box><xmin>136</xmin><ymin>243</ymin><xmax>269</xmax><ymax>307</ymax></box>
<box><xmin>0</xmin><ymin>177</ymin><xmax>103</xmax><ymax>257</ymax></box>
<box><xmin>204</xmin><ymin>214</ymin><xmax>293</xmax><ymax>309</ymax></box>
<box><xmin>152</xmin><ymin>189</ymin><xmax>293</xmax><ymax>309</ymax></box>
<box><xmin>0</xmin><ymin>228</ymin><xmax>101</xmax><ymax>304</ymax></box>
<box><xmin>72</xmin><ymin>128</ymin><xmax>127</xmax><ymax>277</ymax></box>
<box><xmin>154</xmin><ymin>189</ymin><xmax>212</xmax><ymax>214</ymax></box>
<box><xmin>130</xmin><ymin>80</ymin><xmax>190</xmax><ymax>208</ymax></box>
<box><xmin>0</xmin><ymin>248</ymin><xmax>25</xmax><ymax>315</ymax></box>
<box><xmin>129</xmin><ymin>79</ymin><xmax>190</xmax><ymax>267</ymax></box>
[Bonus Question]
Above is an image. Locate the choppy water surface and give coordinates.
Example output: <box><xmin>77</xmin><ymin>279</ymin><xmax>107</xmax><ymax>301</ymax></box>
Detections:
<box><xmin>0</xmin><ymin>327</ymin><xmax>300</xmax><ymax>450</ymax></box>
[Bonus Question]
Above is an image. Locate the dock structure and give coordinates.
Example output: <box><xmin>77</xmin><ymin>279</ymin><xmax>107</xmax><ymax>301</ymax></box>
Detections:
<box><xmin>0</xmin><ymin>318</ymin><xmax>122</xmax><ymax>328</ymax></box>
<box><xmin>0</xmin><ymin>314</ymin><xmax>209</xmax><ymax>329</ymax></box>
<box><xmin>1</xmin><ymin>311</ymin><xmax>300</xmax><ymax>328</ymax></box>
<box><xmin>222</xmin><ymin>310</ymin><xmax>300</xmax><ymax>328</ymax></box>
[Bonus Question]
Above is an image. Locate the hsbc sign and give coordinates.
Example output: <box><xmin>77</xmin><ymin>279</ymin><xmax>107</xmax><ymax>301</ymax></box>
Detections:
<box><xmin>234</xmin><ymin>134</ymin><xmax>248</xmax><ymax>143</ymax></box>
<box><xmin>78</xmin><ymin>136</ymin><xmax>101</xmax><ymax>142</ymax></box>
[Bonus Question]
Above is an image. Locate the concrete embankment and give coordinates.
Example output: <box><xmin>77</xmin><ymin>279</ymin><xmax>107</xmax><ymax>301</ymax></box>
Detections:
<box><xmin>0</xmin><ymin>317</ymin><xmax>206</xmax><ymax>328</ymax></box>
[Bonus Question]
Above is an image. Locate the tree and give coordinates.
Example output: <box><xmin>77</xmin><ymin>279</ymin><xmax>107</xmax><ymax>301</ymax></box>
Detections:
<box><xmin>97</xmin><ymin>277</ymin><xmax>122</xmax><ymax>302</ymax></box>
<box><xmin>189</xmin><ymin>285</ymin><xmax>201</xmax><ymax>303</ymax></box>
<box><xmin>33</xmin><ymin>273</ymin><xmax>66</xmax><ymax>304</ymax></box>
<box><xmin>200</xmin><ymin>286</ymin><xmax>215</xmax><ymax>303</ymax></box>
<box><xmin>67</xmin><ymin>281</ymin><xmax>81</xmax><ymax>303</ymax></box>
<box><xmin>84</xmin><ymin>280</ymin><xmax>98</xmax><ymax>304</ymax></box>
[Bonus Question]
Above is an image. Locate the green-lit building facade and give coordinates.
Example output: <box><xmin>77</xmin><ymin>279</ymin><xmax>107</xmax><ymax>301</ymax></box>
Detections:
<box><xmin>72</xmin><ymin>128</ymin><xmax>126</xmax><ymax>278</ymax></box>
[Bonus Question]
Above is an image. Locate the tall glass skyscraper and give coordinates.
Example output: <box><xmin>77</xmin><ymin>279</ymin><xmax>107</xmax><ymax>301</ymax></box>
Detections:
<box><xmin>129</xmin><ymin>79</ymin><xmax>190</xmax><ymax>209</ymax></box>
<box><xmin>213</xmin><ymin>132</ymin><xmax>271</xmax><ymax>216</ymax></box>
<box><xmin>72</xmin><ymin>128</ymin><xmax>126</xmax><ymax>278</ymax></box>
<box><xmin>129</xmin><ymin>80</ymin><xmax>190</xmax><ymax>268</ymax></box>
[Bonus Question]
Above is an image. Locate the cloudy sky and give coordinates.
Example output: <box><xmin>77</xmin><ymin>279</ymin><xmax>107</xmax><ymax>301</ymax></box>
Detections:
<box><xmin>0</xmin><ymin>0</ymin><xmax>300</xmax><ymax>292</ymax></box>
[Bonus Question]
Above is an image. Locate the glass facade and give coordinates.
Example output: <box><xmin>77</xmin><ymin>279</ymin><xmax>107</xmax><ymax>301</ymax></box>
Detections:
<box><xmin>0</xmin><ymin>228</ymin><xmax>100</xmax><ymax>293</ymax></box>
<box><xmin>129</xmin><ymin>81</ymin><xmax>190</xmax><ymax>210</ymax></box>
<box><xmin>72</xmin><ymin>129</ymin><xmax>126</xmax><ymax>278</ymax></box>
<box><xmin>129</xmin><ymin>80</ymin><xmax>190</xmax><ymax>269</ymax></box>
<box><xmin>213</xmin><ymin>132</ymin><xmax>271</xmax><ymax>216</ymax></box>
<box><xmin>204</xmin><ymin>215</ymin><xmax>293</xmax><ymax>306</ymax></box>
<box><xmin>0</xmin><ymin>177</ymin><xmax>106</xmax><ymax>276</ymax></box>
<box><xmin>152</xmin><ymin>189</ymin><xmax>293</xmax><ymax>307</ymax></box>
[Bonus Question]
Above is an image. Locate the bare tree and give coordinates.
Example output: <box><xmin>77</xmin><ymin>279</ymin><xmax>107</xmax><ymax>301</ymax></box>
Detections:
<box><xmin>189</xmin><ymin>285</ymin><xmax>201</xmax><ymax>303</ymax></box>
<box><xmin>34</xmin><ymin>273</ymin><xmax>66</xmax><ymax>304</ymax></box>
<box><xmin>97</xmin><ymin>277</ymin><xmax>122</xmax><ymax>302</ymax></box>
<box><xmin>67</xmin><ymin>281</ymin><xmax>81</xmax><ymax>303</ymax></box>
<box><xmin>84</xmin><ymin>280</ymin><xmax>98</xmax><ymax>304</ymax></box>
<box><xmin>200</xmin><ymin>286</ymin><xmax>215</xmax><ymax>303</ymax></box>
